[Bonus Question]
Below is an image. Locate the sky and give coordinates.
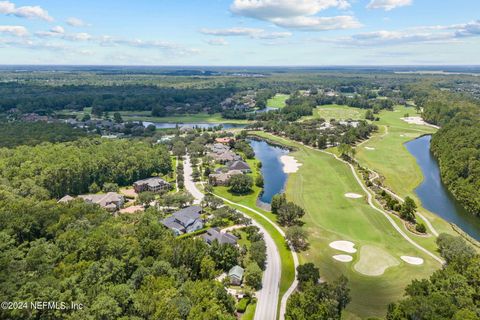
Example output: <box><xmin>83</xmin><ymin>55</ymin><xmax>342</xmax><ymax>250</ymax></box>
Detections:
<box><xmin>0</xmin><ymin>0</ymin><xmax>479</xmax><ymax>65</ymax></box>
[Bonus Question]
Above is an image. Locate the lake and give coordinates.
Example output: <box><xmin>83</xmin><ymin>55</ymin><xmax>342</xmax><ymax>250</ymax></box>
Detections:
<box><xmin>406</xmin><ymin>135</ymin><xmax>480</xmax><ymax>240</ymax></box>
<box><xmin>142</xmin><ymin>121</ymin><xmax>247</xmax><ymax>129</ymax></box>
<box><xmin>248</xmin><ymin>139</ymin><xmax>289</xmax><ymax>204</ymax></box>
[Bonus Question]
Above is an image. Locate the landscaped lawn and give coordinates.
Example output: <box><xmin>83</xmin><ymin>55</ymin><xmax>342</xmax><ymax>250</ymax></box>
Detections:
<box><xmin>267</xmin><ymin>94</ymin><xmax>289</xmax><ymax>109</ymax></box>
<box><xmin>249</xmin><ymin>131</ymin><xmax>441</xmax><ymax>319</ymax></box>
<box><xmin>120</xmin><ymin>111</ymin><xmax>250</xmax><ymax>124</ymax></box>
<box><xmin>302</xmin><ymin>104</ymin><xmax>366</xmax><ymax>121</ymax></box>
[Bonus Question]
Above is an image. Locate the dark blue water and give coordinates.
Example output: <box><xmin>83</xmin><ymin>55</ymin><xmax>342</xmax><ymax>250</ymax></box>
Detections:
<box><xmin>248</xmin><ymin>139</ymin><xmax>289</xmax><ymax>204</ymax></box>
<box><xmin>406</xmin><ymin>135</ymin><xmax>480</xmax><ymax>240</ymax></box>
<box><xmin>143</xmin><ymin>122</ymin><xmax>246</xmax><ymax>129</ymax></box>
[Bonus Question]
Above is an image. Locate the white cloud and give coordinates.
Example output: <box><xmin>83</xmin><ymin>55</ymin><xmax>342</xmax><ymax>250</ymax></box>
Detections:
<box><xmin>319</xmin><ymin>20</ymin><xmax>480</xmax><ymax>47</ymax></box>
<box><xmin>206</xmin><ymin>38</ymin><xmax>229</xmax><ymax>46</ymax></box>
<box><xmin>270</xmin><ymin>15</ymin><xmax>361</xmax><ymax>30</ymax></box>
<box><xmin>366</xmin><ymin>0</ymin><xmax>412</xmax><ymax>11</ymax></box>
<box><xmin>0</xmin><ymin>25</ymin><xmax>28</xmax><ymax>36</ymax></box>
<box><xmin>66</xmin><ymin>17</ymin><xmax>88</xmax><ymax>27</ymax></box>
<box><xmin>200</xmin><ymin>27</ymin><xmax>292</xmax><ymax>39</ymax></box>
<box><xmin>231</xmin><ymin>0</ymin><xmax>350</xmax><ymax>19</ymax></box>
<box><xmin>64</xmin><ymin>32</ymin><xmax>92</xmax><ymax>41</ymax></box>
<box><xmin>200</xmin><ymin>27</ymin><xmax>264</xmax><ymax>37</ymax></box>
<box><xmin>0</xmin><ymin>1</ymin><xmax>53</xmax><ymax>21</ymax></box>
<box><xmin>230</xmin><ymin>0</ymin><xmax>360</xmax><ymax>31</ymax></box>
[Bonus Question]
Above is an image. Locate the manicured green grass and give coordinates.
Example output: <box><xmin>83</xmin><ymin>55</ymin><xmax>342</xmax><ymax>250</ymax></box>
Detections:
<box><xmin>241</xmin><ymin>301</ymin><xmax>256</xmax><ymax>320</ymax></box>
<box><xmin>302</xmin><ymin>104</ymin><xmax>366</xmax><ymax>121</ymax></box>
<box><xmin>267</xmin><ymin>94</ymin><xmax>289</xmax><ymax>109</ymax></box>
<box><xmin>121</xmin><ymin>111</ymin><xmax>250</xmax><ymax>124</ymax></box>
<box><xmin>249</xmin><ymin>131</ymin><xmax>440</xmax><ymax>319</ymax></box>
<box><xmin>355</xmin><ymin>105</ymin><xmax>456</xmax><ymax>240</ymax></box>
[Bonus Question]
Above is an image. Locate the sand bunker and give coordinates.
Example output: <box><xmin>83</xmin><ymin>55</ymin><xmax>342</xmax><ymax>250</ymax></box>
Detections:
<box><xmin>401</xmin><ymin>256</ymin><xmax>424</xmax><ymax>265</ymax></box>
<box><xmin>365</xmin><ymin>147</ymin><xmax>375</xmax><ymax>151</ymax></box>
<box><xmin>401</xmin><ymin>116</ymin><xmax>427</xmax><ymax>125</ymax></box>
<box><xmin>345</xmin><ymin>193</ymin><xmax>363</xmax><ymax>199</ymax></box>
<box><xmin>329</xmin><ymin>240</ymin><xmax>357</xmax><ymax>253</ymax></box>
<box><xmin>333</xmin><ymin>255</ymin><xmax>353</xmax><ymax>262</ymax></box>
<box><xmin>280</xmin><ymin>155</ymin><xmax>302</xmax><ymax>173</ymax></box>
<box><xmin>354</xmin><ymin>245</ymin><xmax>399</xmax><ymax>276</ymax></box>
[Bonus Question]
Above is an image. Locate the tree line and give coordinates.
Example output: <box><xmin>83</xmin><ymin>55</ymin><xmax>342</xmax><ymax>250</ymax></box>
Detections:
<box><xmin>0</xmin><ymin>138</ymin><xmax>172</xmax><ymax>199</ymax></box>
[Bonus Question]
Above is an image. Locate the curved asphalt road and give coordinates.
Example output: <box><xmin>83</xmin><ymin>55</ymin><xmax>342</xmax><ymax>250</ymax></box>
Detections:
<box><xmin>183</xmin><ymin>154</ymin><xmax>284</xmax><ymax>319</ymax></box>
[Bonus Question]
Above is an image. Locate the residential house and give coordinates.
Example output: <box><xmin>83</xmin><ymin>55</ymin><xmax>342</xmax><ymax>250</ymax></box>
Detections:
<box><xmin>78</xmin><ymin>192</ymin><xmax>125</xmax><ymax>211</ymax></box>
<box><xmin>209</xmin><ymin>170</ymin><xmax>243</xmax><ymax>186</ymax></box>
<box><xmin>228</xmin><ymin>265</ymin><xmax>245</xmax><ymax>286</ymax></box>
<box><xmin>161</xmin><ymin>206</ymin><xmax>204</xmax><ymax>236</ymax></box>
<box><xmin>215</xmin><ymin>137</ymin><xmax>234</xmax><ymax>144</ymax></box>
<box><xmin>133</xmin><ymin>177</ymin><xmax>171</xmax><ymax>193</ymax></box>
<box><xmin>228</xmin><ymin>160</ymin><xmax>251</xmax><ymax>173</ymax></box>
<box><xmin>202</xmin><ymin>228</ymin><xmax>238</xmax><ymax>245</ymax></box>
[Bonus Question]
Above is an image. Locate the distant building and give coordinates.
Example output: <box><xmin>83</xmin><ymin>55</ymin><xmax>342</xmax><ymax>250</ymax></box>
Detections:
<box><xmin>228</xmin><ymin>265</ymin><xmax>245</xmax><ymax>286</ymax></box>
<box><xmin>133</xmin><ymin>177</ymin><xmax>171</xmax><ymax>193</ymax></box>
<box><xmin>228</xmin><ymin>160</ymin><xmax>251</xmax><ymax>173</ymax></box>
<box><xmin>161</xmin><ymin>206</ymin><xmax>204</xmax><ymax>236</ymax></box>
<box><xmin>202</xmin><ymin>228</ymin><xmax>238</xmax><ymax>245</ymax></box>
<box><xmin>78</xmin><ymin>192</ymin><xmax>125</xmax><ymax>211</ymax></box>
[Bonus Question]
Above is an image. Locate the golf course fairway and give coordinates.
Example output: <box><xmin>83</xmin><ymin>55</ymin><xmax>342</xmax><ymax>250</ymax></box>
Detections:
<box><xmin>251</xmin><ymin>131</ymin><xmax>442</xmax><ymax>319</ymax></box>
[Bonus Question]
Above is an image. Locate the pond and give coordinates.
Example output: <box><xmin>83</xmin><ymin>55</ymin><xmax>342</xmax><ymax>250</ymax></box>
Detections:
<box><xmin>142</xmin><ymin>121</ymin><xmax>247</xmax><ymax>130</ymax></box>
<box><xmin>405</xmin><ymin>135</ymin><xmax>480</xmax><ymax>240</ymax></box>
<box><xmin>248</xmin><ymin>139</ymin><xmax>289</xmax><ymax>204</ymax></box>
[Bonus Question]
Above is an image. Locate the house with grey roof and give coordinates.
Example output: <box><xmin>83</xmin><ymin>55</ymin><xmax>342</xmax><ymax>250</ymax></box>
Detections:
<box><xmin>78</xmin><ymin>192</ymin><xmax>124</xmax><ymax>211</ymax></box>
<box><xmin>202</xmin><ymin>228</ymin><xmax>238</xmax><ymax>246</ymax></box>
<box><xmin>133</xmin><ymin>177</ymin><xmax>171</xmax><ymax>193</ymax></box>
<box><xmin>228</xmin><ymin>265</ymin><xmax>245</xmax><ymax>285</ymax></box>
<box><xmin>208</xmin><ymin>170</ymin><xmax>243</xmax><ymax>186</ymax></box>
<box><xmin>228</xmin><ymin>160</ymin><xmax>251</xmax><ymax>173</ymax></box>
<box><xmin>161</xmin><ymin>206</ymin><xmax>204</xmax><ymax>236</ymax></box>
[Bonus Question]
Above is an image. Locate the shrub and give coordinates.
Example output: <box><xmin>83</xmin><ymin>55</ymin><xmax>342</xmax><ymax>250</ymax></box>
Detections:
<box><xmin>236</xmin><ymin>297</ymin><xmax>250</xmax><ymax>313</ymax></box>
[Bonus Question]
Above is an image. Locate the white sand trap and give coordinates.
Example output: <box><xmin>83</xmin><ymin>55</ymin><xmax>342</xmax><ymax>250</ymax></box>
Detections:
<box><xmin>401</xmin><ymin>116</ymin><xmax>427</xmax><ymax>125</ymax></box>
<box><xmin>401</xmin><ymin>256</ymin><xmax>424</xmax><ymax>265</ymax></box>
<box><xmin>333</xmin><ymin>255</ymin><xmax>353</xmax><ymax>262</ymax></box>
<box><xmin>345</xmin><ymin>193</ymin><xmax>363</xmax><ymax>199</ymax></box>
<box><xmin>280</xmin><ymin>155</ymin><xmax>302</xmax><ymax>173</ymax></box>
<box><xmin>365</xmin><ymin>147</ymin><xmax>375</xmax><ymax>151</ymax></box>
<box><xmin>329</xmin><ymin>240</ymin><xmax>357</xmax><ymax>253</ymax></box>
<box><xmin>354</xmin><ymin>245</ymin><xmax>399</xmax><ymax>276</ymax></box>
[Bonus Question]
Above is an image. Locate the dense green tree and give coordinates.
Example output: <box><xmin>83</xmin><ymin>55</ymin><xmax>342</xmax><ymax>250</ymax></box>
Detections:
<box><xmin>296</xmin><ymin>263</ymin><xmax>320</xmax><ymax>288</ymax></box>
<box><xmin>244</xmin><ymin>262</ymin><xmax>263</xmax><ymax>290</ymax></box>
<box><xmin>278</xmin><ymin>202</ymin><xmax>305</xmax><ymax>226</ymax></box>
<box><xmin>228</xmin><ymin>174</ymin><xmax>253</xmax><ymax>194</ymax></box>
<box><xmin>271</xmin><ymin>193</ymin><xmax>287</xmax><ymax>214</ymax></box>
<box><xmin>286</xmin><ymin>226</ymin><xmax>309</xmax><ymax>251</ymax></box>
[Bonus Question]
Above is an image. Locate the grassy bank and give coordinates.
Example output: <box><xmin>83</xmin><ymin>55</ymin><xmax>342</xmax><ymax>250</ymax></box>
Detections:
<box><xmin>267</xmin><ymin>94</ymin><xmax>289</xmax><ymax>109</ymax></box>
<box><xmin>301</xmin><ymin>104</ymin><xmax>365</xmax><ymax>121</ymax></box>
